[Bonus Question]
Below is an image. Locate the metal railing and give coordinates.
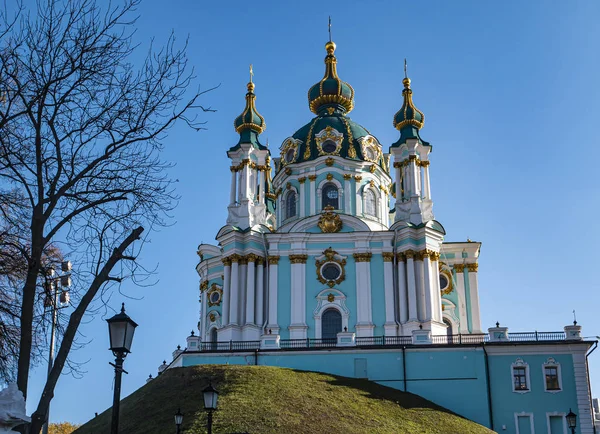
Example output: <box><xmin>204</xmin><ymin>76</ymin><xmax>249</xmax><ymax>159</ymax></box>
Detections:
<box><xmin>196</xmin><ymin>331</ymin><xmax>569</xmax><ymax>353</ymax></box>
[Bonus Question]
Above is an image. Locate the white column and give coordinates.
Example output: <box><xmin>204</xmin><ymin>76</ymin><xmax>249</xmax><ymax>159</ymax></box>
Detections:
<box><xmin>383</xmin><ymin>253</ymin><xmax>397</xmax><ymax>335</ymax></box>
<box><xmin>245</xmin><ymin>256</ymin><xmax>256</xmax><ymax>325</ymax></box>
<box><xmin>267</xmin><ymin>256</ymin><xmax>279</xmax><ymax>333</ymax></box>
<box><xmin>221</xmin><ymin>259</ymin><xmax>231</xmax><ymax>325</ymax></box>
<box><xmin>410</xmin><ymin>157</ymin><xmax>420</xmax><ymax>197</ymax></box>
<box><xmin>258</xmin><ymin>168</ymin><xmax>265</xmax><ymax>204</ymax></box>
<box><xmin>200</xmin><ymin>291</ymin><xmax>207</xmax><ymax>339</ymax></box>
<box><xmin>244</xmin><ymin>165</ymin><xmax>251</xmax><ymax>200</ymax></box>
<box><xmin>229</xmin><ymin>170</ymin><xmax>237</xmax><ymax>205</ymax></box>
<box><xmin>289</xmin><ymin>255</ymin><xmax>307</xmax><ymax>339</ymax></box>
<box><xmin>466</xmin><ymin>263</ymin><xmax>482</xmax><ymax>333</ymax></box>
<box><xmin>405</xmin><ymin>251</ymin><xmax>418</xmax><ymax>321</ymax></box>
<box><xmin>256</xmin><ymin>258</ymin><xmax>265</xmax><ymax>327</ymax></box>
<box><xmin>415</xmin><ymin>254</ymin><xmax>426</xmax><ymax>321</ymax></box>
<box><xmin>237</xmin><ymin>170</ymin><xmax>243</xmax><ymax>203</ymax></box>
<box><xmin>229</xmin><ymin>256</ymin><xmax>240</xmax><ymax>325</ymax></box>
<box><xmin>454</xmin><ymin>265</ymin><xmax>469</xmax><ymax>333</ymax></box>
<box><xmin>423</xmin><ymin>161</ymin><xmax>431</xmax><ymax>199</ymax></box>
<box><xmin>354</xmin><ymin>253</ymin><xmax>373</xmax><ymax>337</ymax></box>
<box><xmin>344</xmin><ymin>175</ymin><xmax>351</xmax><ymax>213</ymax></box>
<box><xmin>309</xmin><ymin>175</ymin><xmax>316</xmax><ymax>215</ymax></box>
<box><xmin>397</xmin><ymin>254</ymin><xmax>408</xmax><ymax>323</ymax></box>
<box><xmin>239</xmin><ymin>258</ymin><xmax>248</xmax><ymax>325</ymax></box>
<box><xmin>430</xmin><ymin>254</ymin><xmax>443</xmax><ymax>322</ymax></box>
<box><xmin>299</xmin><ymin>178</ymin><xmax>306</xmax><ymax>217</ymax></box>
<box><xmin>422</xmin><ymin>253</ymin><xmax>433</xmax><ymax>321</ymax></box>
<box><xmin>403</xmin><ymin>164</ymin><xmax>410</xmax><ymax>197</ymax></box>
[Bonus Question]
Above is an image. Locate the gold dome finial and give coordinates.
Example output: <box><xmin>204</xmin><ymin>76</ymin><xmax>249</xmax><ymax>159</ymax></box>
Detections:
<box><xmin>247</xmin><ymin>64</ymin><xmax>255</xmax><ymax>92</ymax></box>
<box><xmin>403</xmin><ymin>58</ymin><xmax>411</xmax><ymax>89</ymax></box>
<box><xmin>326</xmin><ymin>16</ymin><xmax>336</xmax><ymax>54</ymax></box>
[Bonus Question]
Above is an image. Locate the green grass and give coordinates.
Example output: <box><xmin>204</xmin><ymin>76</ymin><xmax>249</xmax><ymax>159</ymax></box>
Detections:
<box><xmin>75</xmin><ymin>365</ymin><xmax>493</xmax><ymax>434</ymax></box>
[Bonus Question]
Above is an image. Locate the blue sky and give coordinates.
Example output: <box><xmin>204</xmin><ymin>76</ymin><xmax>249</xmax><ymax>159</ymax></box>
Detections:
<box><xmin>24</xmin><ymin>0</ymin><xmax>600</xmax><ymax>424</ymax></box>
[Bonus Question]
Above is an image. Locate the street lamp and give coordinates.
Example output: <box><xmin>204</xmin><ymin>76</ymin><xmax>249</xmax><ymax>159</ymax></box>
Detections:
<box><xmin>174</xmin><ymin>408</ymin><xmax>183</xmax><ymax>434</ymax></box>
<box><xmin>107</xmin><ymin>303</ymin><xmax>138</xmax><ymax>434</ymax></box>
<box><xmin>42</xmin><ymin>261</ymin><xmax>72</xmax><ymax>434</ymax></box>
<box><xmin>202</xmin><ymin>383</ymin><xmax>219</xmax><ymax>434</ymax></box>
<box><xmin>566</xmin><ymin>408</ymin><xmax>577</xmax><ymax>434</ymax></box>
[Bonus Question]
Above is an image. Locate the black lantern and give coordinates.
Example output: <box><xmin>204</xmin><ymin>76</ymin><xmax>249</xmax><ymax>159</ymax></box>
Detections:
<box><xmin>174</xmin><ymin>408</ymin><xmax>184</xmax><ymax>434</ymax></box>
<box><xmin>566</xmin><ymin>408</ymin><xmax>577</xmax><ymax>433</ymax></box>
<box><xmin>107</xmin><ymin>303</ymin><xmax>138</xmax><ymax>356</ymax></box>
<box><xmin>203</xmin><ymin>383</ymin><xmax>219</xmax><ymax>434</ymax></box>
<box><xmin>203</xmin><ymin>383</ymin><xmax>219</xmax><ymax>410</ymax></box>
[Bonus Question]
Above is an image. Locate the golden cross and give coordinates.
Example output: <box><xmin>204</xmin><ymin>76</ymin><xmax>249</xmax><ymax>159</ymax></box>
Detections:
<box><xmin>249</xmin><ymin>64</ymin><xmax>253</xmax><ymax>83</ymax></box>
<box><xmin>404</xmin><ymin>58</ymin><xmax>407</xmax><ymax>79</ymax></box>
<box><xmin>328</xmin><ymin>16</ymin><xmax>332</xmax><ymax>42</ymax></box>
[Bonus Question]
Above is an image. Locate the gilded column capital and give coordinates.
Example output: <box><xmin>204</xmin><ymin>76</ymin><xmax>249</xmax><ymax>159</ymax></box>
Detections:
<box><xmin>408</xmin><ymin>155</ymin><xmax>419</xmax><ymax>162</ymax></box>
<box><xmin>239</xmin><ymin>256</ymin><xmax>248</xmax><ymax>265</ymax></box>
<box><xmin>382</xmin><ymin>252</ymin><xmax>394</xmax><ymax>262</ymax></box>
<box><xmin>404</xmin><ymin>250</ymin><xmax>415</xmax><ymax>260</ymax></box>
<box><xmin>308</xmin><ymin>174</ymin><xmax>317</xmax><ymax>181</ymax></box>
<box><xmin>257</xmin><ymin>257</ymin><xmax>265</xmax><ymax>266</ymax></box>
<box><xmin>429</xmin><ymin>251</ymin><xmax>440</xmax><ymax>261</ymax></box>
<box><xmin>396</xmin><ymin>252</ymin><xmax>405</xmax><ymax>262</ymax></box>
<box><xmin>393</xmin><ymin>161</ymin><xmax>402</xmax><ymax>168</ymax></box>
<box><xmin>222</xmin><ymin>257</ymin><xmax>232</xmax><ymax>266</ymax></box>
<box><xmin>268</xmin><ymin>255</ymin><xmax>280</xmax><ymax>265</ymax></box>
<box><xmin>229</xmin><ymin>166</ymin><xmax>238</xmax><ymax>172</ymax></box>
<box><xmin>353</xmin><ymin>253</ymin><xmax>372</xmax><ymax>262</ymax></box>
<box><xmin>343</xmin><ymin>174</ymin><xmax>352</xmax><ymax>180</ymax></box>
<box><xmin>466</xmin><ymin>263</ymin><xmax>479</xmax><ymax>272</ymax></box>
<box><xmin>200</xmin><ymin>281</ymin><xmax>208</xmax><ymax>292</ymax></box>
<box><xmin>229</xmin><ymin>254</ymin><xmax>241</xmax><ymax>264</ymax></box>
<box><xmin>420</xmin><ymin>249</ymin><xmax>431</xmax><ymax>259</ymax></box>
<box><xmin>298</xmin><ymin>176</ymin><xmax>306</xmax><ymax>184</ymax></box>
<box><xmin>414</xmin><ymin>251</ymin><xmax>424</xmax><ymax>261</ymax></box>
<box><xmin>420</xmin><ymin>160</ymin><xmax>430</xmax><ymax>167</ymax></box>
<box><xmin>289</xmin><ymin>254</ymin><xmax>309</xmax><ymax>264</ymax></box>
<box><xmin>454</xmin><ymin>264</ymin><xmax>465</xmax><ymax>273</ymax></box>
<box><xmin>354</xmin><ymin>175</ymin><xmax>363</xmax><ymax>182</ymax></box>
<box><xmin>246</xmin><ymin>253</ymin><xmax>258</xmax><ymax>263</ymax></box>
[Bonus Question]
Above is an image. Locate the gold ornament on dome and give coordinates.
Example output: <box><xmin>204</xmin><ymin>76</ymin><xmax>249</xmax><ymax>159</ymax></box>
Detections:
<box><xmin>358</xmin><ymin>135</ymin><xmax>382</xmax><ymax>164</ymax></box>
<box><xmin>315</xmin><ymin>126</ymin><xmax>343</xmax><ymax>156</ymax></box>
<box><xmin>318</xmin><ymin>206</ymin><xmax>343</xmax><ymax>233</ymax></box>
<box><xmin>315</xmin><ymin>247</ymin><xmax>347</xmax><ymax>288</ymax></box>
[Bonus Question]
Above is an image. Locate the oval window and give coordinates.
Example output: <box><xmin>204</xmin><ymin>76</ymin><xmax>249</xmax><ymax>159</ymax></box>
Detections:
<box><xmin>439</xmin><ymin>274</ymin><xmax>449</xmax><ymax>291</ymax></box>
<box><xmin>322</xmin><ymin>140</ymin><xmax>337</xmax><ymax>153</ymax></box>
<box><xmin>285</xmin><ymin>148</ymin><xmax>295</xmax><ymax>163</ymax></box>
<box><xmin>209</xmin><ymin>291</ymin><xmax>221</xmax><ymax>304</ymax></box>
<box><xmin>322</xmin><ymin>263</ymin><xmax>341</xmax><ymax>280</ymax></box>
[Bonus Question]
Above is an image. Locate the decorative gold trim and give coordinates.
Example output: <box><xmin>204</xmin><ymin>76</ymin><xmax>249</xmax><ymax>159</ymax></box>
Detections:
<box><xmin>440</xmin><ymin>270</ymin><xmax>454</xmax><ymax>296</ymax></box>
<box><xmin>303</xmin><ymin>118</ymin><xmax>318</xmax><ymax>160</ymax></box>
<box><xmin>382</xmin><ymin>252</ymin><xmax>394</xmax><ymax>262</ymax></box>
<box><xmin>200</xmin><ymin>281</ymin><xmax>209</xmax><ymax>292</ymax></box>
<box><xmin>354</xmin><ymin>175</ymin><xmax>362</xmax><ymax>182</ymax></box>
<box><xmin>318</xmin><ymin>206</ymin><xmax>343</xmax><ymax>233</ymax></box>
<box><xmin>454</xmin><ymin>264</ymin><xmax>465</xmax><ymax>273</ymax></box>
<box><xmin>327</xmin><ymin>293</ymin><xmax>335</xmax><ymax>302</ymax></box>
<box><xmin>246</xmin><ymin>253</ymin><xmax>258</xmax><ymax>263</ymax></box>
<box><xmin>286</xmin><ymin>182</ymin><xmax>291</xmax><ymax>190</ymax></box>
<box><xmin>430</xmin><ymin>252</ymin><xmax>440</xmax><ymax>261</ymax></box>
<box><xmin>289</xmin><ymin>254</ymin><xmax>308</xmax><ymax>264</ymax></box>
<box><xmin>369</xmin><ymin>180</ymin><xmax>375</xmax><ymax>187</ymax></box>
<box><xmin>257</xmin><ymin>257</ymin><xmax>265</xmax><ymax>266</ymax></box>
<box><xmin>353</xmin><ymin>252</ymin><xmax>372</xmax><ymax>263</ymax></box>
<box><xmin>209</xmin><ymin>313</ymin><xmax>216</xmax><ymax>322</ymax></box>
<box><xmin>222</xmin><ymin>257</ymin><xmax>232</xmax><ymax>266</ymax></box>
<box><xmin>308</xmin><ymin>174</ymin><xmax>317</xmax><ymax>181</ymax></box>
<box><xmin>315</xmin><ymin>247</ymin><xmax>347</xmax><ymax>288</ymax></box>
<box><xmin>369</xmin><ymin>165</ymin><xmax>376</xmax><ymax>173</ymax></box>
<box><xmin>404</xmin><ymin>250</ymin><xmax>415</xmax><ymax>260</ymax></box>
<box><xmin>229</xmin><ymin>254</ymin><xmax>241</xmax><ymax>264</ymax></box>
<box><xmin>315</xmin><ymin>126</ymin><xmax>343</xmax><ymax>157</ymax></box>
<box><xmin>396</xmin><ymin>252</ymin><xmax>405</xmax><ymax>262</ymax></box>
<box><xmin>325</xmin><ymin>157</ymin><xmax>334</xmax><ymax>166</ymax></box>
<box><xmin>343</xmin><ymin>174</ymin><xmax>352</xmax><ymax>180</ymax></box>
<box><xmin>419</xmin><ymin>160</ymin><xmax>430</xmax><ymax>167</ymax></box>
<box><xmin>239</xmin><ymin>256</ymin><xmax>248</xmax><ymax>265</ymax></box>
<box><xmin>326</xmin><ymin>107</ymin><xmax>335</xmax><ymax>115</ymax></box>
<box><xmin>207</xmin><ymin>283</ymin><xmax>223</xmax><ymax>307</ymax></box>
<box><xmin>420</xmin><ymin>250</ymin><xmax>431</xmax><ymax>258</ymax></box>
<box><xmin>285</xmin><ymin>167</ymin><xmax>292</xmax><ymax>176</ymax></box>
<box><xmin>326</xmin><ymin>173</ymin><xmax>333</xmax><ymax>181</ymax></box>
<box><xmin>466</xmin><ymin>263</ymin><xmax>478</xmax><ymax>272</ymax></box>
<box><xmin>268</xmin><ymin>256</ymin><xmax>280</xmax><ymax>265</ymax></box>
<box><xmin>298</xmin><ymin>176</ymin><xmax>306</xmax><ymax>184</ymax></box>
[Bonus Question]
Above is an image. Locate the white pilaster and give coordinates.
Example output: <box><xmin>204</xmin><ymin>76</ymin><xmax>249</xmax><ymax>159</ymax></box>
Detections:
<box><xmin>344</xmin><ymin>175</ymin><xmax>351</xmax><ymax>213</ymax></box>
<box><xmin>267</xmin><ymin>256</ymin><xmax>279</xmax><ymax>333</ymax></box>
<box><xmin>229</xmin><ymin>170</ymin><xmax>237</xmax><ymax>205</ymax></box>
<box><xmin>466</xmin><ymin>263</ymin><xmax>482</xmax><ymax>333</ymax></box>
<box><xmin>245</xmin><ymin>256</ymin><xmax>256</xmax><ymax>325</ymax></box>
<box><xmin>410</xmin><ymin>157</ymin><xmax>420</xmax><ymax>197</ymax></box>
<box><xmin>221</xmin><ymin>260</ymin><xmax>231</xmax><ymax>325</ymax></box>
<box><xmin>454</xmin><ymin>265</ymin><xmax>468</xmax><ymax>333</ymax></box>
<box><xmin>258</xmin><ymin>168</ymin><xmax>265</xmax><ymax>204</ymax></box>
<box><xmin>309</xmin><ymin>175</ymin><xmax>316</xmax><ymax>215</ymax></box>
<box><xmin>354</xmin><ymin>253</ymin><xmax>374</xmax><ymax>337</ymax></box>
<box><xmin>200</xmin><ymin>290</ymin><xmax>207</xmax><ymax>339</ymax></box>
<box><xmin>256</xmin><ymin>258</ymin><xmax>265</xmax><ymax>327</ymax></box>
<box><xmin>423</xmin><ymin>161</ymin><xmax>431</xmax><ymax>199</ymax></box>
<box><xmin>239</xmin><ymin>259</ymin><xmax>248</xmax><ymax>325</ymax></box>
<box><xmin>415</xmin><ymin>255</ymin><xmax>426</xmax><ymax>321</ymax></box>
<box><xmin>299</xmin><ymin>178</ymin><xmax>306</xmax><ymax>217</ymax></box>
<box><xmin>430</xmin><ymin>255</ymin><xmax>443</xmax><ymax>322</ymax></box>
<box><xmin>289</xmin><ymin>254</ymin><xmax>308</xmax><ymax>339</ymax></box>
<box><xmin>422</xmin><ymin>253</ymin><xmax>433</xmax><ymax>321</ymax></box>
<box><xmin>383</xmin><ymin>253</ymin><xmax>397</xmax><ymax>335</ymax></box>
<box><xmin>229</xmin><ymin>257</ymin><xmax>240</xmax><ymax>325</ymax></box>
<box><xmin>405</xmin><ymin>251</ymin><xmax>418</xmax><ymax>322</ymax></box>
<box><xmin>397</xmin><ymin>255</ymin><xmax>408</xmax><ymax>324</ymax></box>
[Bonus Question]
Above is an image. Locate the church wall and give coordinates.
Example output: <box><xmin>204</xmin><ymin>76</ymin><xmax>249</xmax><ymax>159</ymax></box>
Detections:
<box><xmin>276</xmin><ymin>256</ymin><xmax>292</xmax><ymax>340</ymax></box>
<box><xmin>369</xmin><ymin>255</ymin><xmax>386</xmax><ymax>337</ymax></box>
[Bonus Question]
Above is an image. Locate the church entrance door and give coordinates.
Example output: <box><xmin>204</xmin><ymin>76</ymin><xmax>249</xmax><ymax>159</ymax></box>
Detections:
<box><xmin>322</xmin><ymin>308</ymin><xmax>342</xmax><ymax>342</ymax></box>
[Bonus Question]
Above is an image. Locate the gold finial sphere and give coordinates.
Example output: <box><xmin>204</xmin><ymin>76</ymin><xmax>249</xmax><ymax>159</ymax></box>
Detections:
<box><xmin>247</xmin><ymin>82</ymin><xmax>255</xmax><ymax>92</ymax></box>
<box><xmin>402</xmin><ymin>77</ymin><xmax>411</xmax><ymax>88</ymax></box>
<box><xmin>325</xmin><ymin>41</ymin><xmax>336</xmax><ymax>54</ymax></box>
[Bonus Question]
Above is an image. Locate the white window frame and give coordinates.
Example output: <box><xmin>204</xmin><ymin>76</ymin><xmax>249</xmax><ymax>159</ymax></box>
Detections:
<box><xmin>542</xmin><ymin>358</ymin><xmax>563</xmax><ymax>393</ymax></box>
<box><xmin>282</xmin><ymin>187</ymin><xmax>299</xmax><ymax>222</ymax></box>
<box><xmin>362</xmin><ymin>187</ymin><xmax>379</xmax><ymax>218</ymax></box>
<box><xmin>512</xmin><ymin>358</ymin><xmax>531</xmax><ymax>394</ymax></box>
<box><xmin>317</xmin><ymin>178</ymin><xmax>343</xmax><ymax>211</ymax></box>
<box><xmin>514</xmin><ymin>412</ymin><xmax>535</xmax><ymax>434</ymax></box>
<box><xmin>545</xmin><ymin>412</ymin><xmax>567</xmax><ymax>434</ymax></box>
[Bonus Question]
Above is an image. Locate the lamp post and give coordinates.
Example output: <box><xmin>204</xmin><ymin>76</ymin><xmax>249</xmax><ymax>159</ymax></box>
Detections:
<box><xmin>174</xmin><ymin>408</ymin><xmax>183</xmax><ymax>434</ymax></box>
<box><xmin>566</xmin><ymin>408</ymin><xmax>577</xmax><ymax>434</ymax></box>
<box><xmin>107</xmin><ymin>303</ymin><xmax>138</xmax><ymax>434</ymax></box>
<box><xmin>42</xmin><ymin>261</ymin><xmax>72</xmax><ymax>434</ymax></box>
<box><xmin>202</xmin><ymin>383</ymin><xmax>219</xmax><ymax>434</ymax></box>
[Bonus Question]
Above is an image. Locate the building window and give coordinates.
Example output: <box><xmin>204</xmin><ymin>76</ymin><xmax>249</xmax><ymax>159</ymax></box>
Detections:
<box><xmin>322</xmin><ymin>308</ymin><xmax>342</xmax><ymax>341</ymax></box>
<box><xmin>511</xmin><ymin>358</ymin><xmax>530</xmax><ymax>393</ymax></box>
<box><xmin>285</xmin><ymin>191</ymin><xmax>297</xmax><ymax>219</ymax></box>
<box><xmin>322</xmin><ymin>183</ymin><xmax>339</xmax><ymax>209</ymax></box>
<box><xmin>322</xmin><ymin>139</ymin><xmax>337</xmax><ymax>154</ymax></box>
<box><xmin>364</xmin><ymin>188</ymin><xmax>377</xmax><ymax>217</ymax></box>
<box><xmin>543</xmin><ymin>358</ymin><xmax>562</xmax><ymax>392</ymax></box>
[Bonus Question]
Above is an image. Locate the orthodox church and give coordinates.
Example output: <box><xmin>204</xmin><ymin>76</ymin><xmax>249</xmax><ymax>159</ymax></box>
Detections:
<box><xmin>168</xmin><ymin>37</ymin><xmax>596</xmax><ymax>433</ymax></box>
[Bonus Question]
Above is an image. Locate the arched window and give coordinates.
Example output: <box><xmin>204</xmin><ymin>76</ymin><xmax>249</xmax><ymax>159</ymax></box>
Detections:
<box><xmin>364</xmin><ymin>189</ymin><xmax>377</xmax><ymax>217</ymax></box>
<box><xmin>285</xmin><ymin>191</ymin><xmax>297</xmax><ymax>220</ymax></box>
<box><xmin>210</xmin><ymin>328</ymin><xmax>218</xmax><ymax>342</ymax></box>
<box><xmin>443</xmin><ymin>318</ymin><xmax>453</xmax><ymax>343</ymax></box>
<box><xmin>322</xmin><ymin>183</ymin><xmax>339</xmax><ymax>209</ymax></box>
<box><xmin>322</xmin><ymin>308</ymin><xmax>342</xmax><ymax>341</ymax></box>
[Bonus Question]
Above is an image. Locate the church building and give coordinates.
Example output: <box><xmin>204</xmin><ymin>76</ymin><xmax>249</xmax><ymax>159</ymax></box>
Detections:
<box><xmin>166</xmin><ymin>37</ymin><xmax>596</xmax><ymax>434</ymax></box>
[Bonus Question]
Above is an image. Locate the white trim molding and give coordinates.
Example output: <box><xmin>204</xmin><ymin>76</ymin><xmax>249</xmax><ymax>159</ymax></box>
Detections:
<box><xmin>545</xmin><ymin>412</ymin><xmax>567</xmax><ymax>434</ymax></box>
<box><xmin>313</xmin><ymin>288</ymin><xmax>350</xmax><ymax>339</ymax></box>
<box><xmin>514</xmin><ymin>412</ymin><xmax>535</xmax><ymax>434</ymax></box>
<box><xmin>542</xmin><ymin>357</ymin><xmax>563</xmax><ymax>393</ymax></box>
<box><xmin>512</xmin><ymin>358</ymin><xmax>531</xmax><ymax>394</ymax></box>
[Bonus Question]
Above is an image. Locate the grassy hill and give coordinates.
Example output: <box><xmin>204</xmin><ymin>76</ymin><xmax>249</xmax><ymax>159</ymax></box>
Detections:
<box><xmin>75</xmin><ymin>365</ymin><xmax>493</xmax><ymax>434</ymax></box>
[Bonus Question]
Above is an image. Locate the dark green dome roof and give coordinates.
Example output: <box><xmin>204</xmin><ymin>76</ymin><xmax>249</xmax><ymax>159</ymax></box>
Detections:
<box><xmin>307</xmin><ymin>41</ymin><xmax>354</xmax><ymax>116</ymax></box>
<box><xmin>391</xmin><ymin>77</ymin><xmax>428</xmax><ymax>147</ymax></box>
<box><xmin>232</xmin><ymin>81</ymin><xmax>267</xmax><ymax>149</ymax></box>
<box><xmin>281</xmin><ymin>113</ymin><xmax>385</xmax><ymax>169</ymax></box>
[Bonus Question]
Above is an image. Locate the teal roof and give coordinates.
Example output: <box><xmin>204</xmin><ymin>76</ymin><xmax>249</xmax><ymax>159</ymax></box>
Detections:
<box><xmin>231</xmin><ymin>81</ymin><xmax>267</xmax><ymax>150</ymax></box>
<box><xmin>391</xmin><ymin>78</ymin><xmax>429</xmax><ymax>147</ymax></box>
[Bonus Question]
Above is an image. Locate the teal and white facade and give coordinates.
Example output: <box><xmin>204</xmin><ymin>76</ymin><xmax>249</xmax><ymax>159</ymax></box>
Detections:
<box><xmin>168</xmin><ymin>39</ymin><xmax>597</xmax><ymax>433</ymax></box>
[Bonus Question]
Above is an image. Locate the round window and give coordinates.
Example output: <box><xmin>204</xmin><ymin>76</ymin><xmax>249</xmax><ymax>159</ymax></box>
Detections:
<box><xmin>285</xmin><ymin>148</ymin><xmax>295</xmax><ymax>162</ymax></box>
<box><xmin>365</xmin><ymin>147</ymin><xmax>376</xmax><ymax>160</ymax></box>
<box><xmin>322</xmin><ymin>263</ymin><xmax>341</xmax><ymax>280</ymax></box>
<box><xmin>209</xmin><ymin>291</ymin><xmax>221</xmax><ymax>304</ymax></box>
<box><xmin>322</xmin><ymin>140</ymin><xmax>337</xmax><ymax>153</ymax></box>
<box><xmin>439</xmin><ymin>274</ymin><xmax>449</xmax><ymax>291</ymax></box>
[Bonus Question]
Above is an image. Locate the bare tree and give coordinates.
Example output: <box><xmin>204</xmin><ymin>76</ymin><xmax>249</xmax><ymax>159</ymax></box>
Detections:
<box><xmin>0</xmin><ymin>0</ymin><xmax>213</xmax><ymax>432</ymax></box>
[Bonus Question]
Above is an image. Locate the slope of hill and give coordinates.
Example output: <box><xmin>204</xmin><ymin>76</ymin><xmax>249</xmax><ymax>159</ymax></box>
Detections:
<box><xmin>75</xmin><ymin>364</ymin><xmax>493</xmax><ymax>434</ymax></box>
